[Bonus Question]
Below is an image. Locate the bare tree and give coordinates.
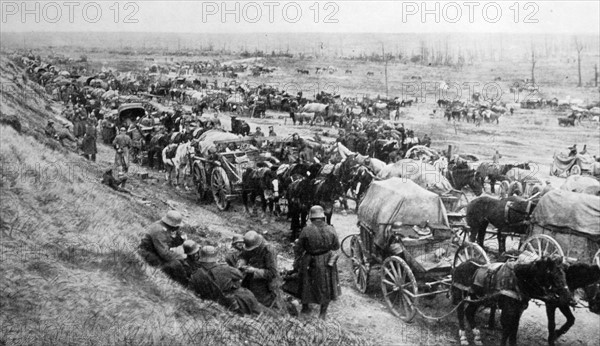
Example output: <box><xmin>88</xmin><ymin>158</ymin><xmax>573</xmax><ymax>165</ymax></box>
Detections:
<box><xmin>530</xmin><ymin>43</ymin><xmax>537</xmax><ymax>85</ymax></box>
<box><xmin>574</xmin><ymin>37</ymin><xmax>584</xmax><ymax>87</ymax></box>
<box><xmin>595</xmin><ymin>64</ymin><xmax>598</xmax><ymax>88</ymax></box>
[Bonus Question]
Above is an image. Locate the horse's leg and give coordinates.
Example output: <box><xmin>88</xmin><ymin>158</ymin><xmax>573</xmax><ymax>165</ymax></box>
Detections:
<box><xmin>466</xmin><ymin>303</ymin><xmax>482</xmax><ymax>346</ymax></box>
<box><xmin>498</xmin><ymin>232</ymin><xmax>507</xmax><ymax>254</ymax></box>
<box><xmin>488</xmin><ymin>303</ymin><xmax>497</xmax><ymax>329</ymax></box>
<box><xmin>546</xmin><ymin>304</ymin><xmax>558</xmax><ymax>346</ymax></box>
<box><xmin>457</xmin><ymin>300</ymin><xmax>469</xmax><ymax>346</ymax></box>
<box><xmin>476</xmin><ymin>221</ymin><xmax>488</xmax><ymax>248</ymax></box>
<box><xmin>241</xmin><ymin>189</ymin><xmax>250</xmax><ymax>214</ymax></box>
<box><xmin>554</xmin><ymin>304</ymin><xmax>575</xmax><ymax>341</ymax></box>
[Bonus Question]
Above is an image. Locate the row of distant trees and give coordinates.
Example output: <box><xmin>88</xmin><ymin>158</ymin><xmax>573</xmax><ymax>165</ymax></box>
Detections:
<box><xmin>530</xmin><ymin>37</ymin><xmax>598</xmax><ymax>88</ymax></box>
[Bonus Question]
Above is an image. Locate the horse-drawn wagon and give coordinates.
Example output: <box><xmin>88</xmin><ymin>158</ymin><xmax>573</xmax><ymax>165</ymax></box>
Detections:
<box><xmin>190</xmin><ymin>130</ymin><xmax>260</xmax><ymax>210</ymax></box>
<box><xmin>520</xmin><ymin>189</ymin><xmax>600</xmax><ymax>264</ymax></box>
<box><xmin>551</xmin><ymin>152</ymin><xmax>599</xmax><ymax>177</ymax></box>
<box><xmin>345</xmin><ymin>178</ymin><xmax>489</xmax><ymax>322</ymax></box>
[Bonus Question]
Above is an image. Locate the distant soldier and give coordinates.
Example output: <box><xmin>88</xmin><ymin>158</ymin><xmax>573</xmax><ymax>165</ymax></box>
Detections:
<box><xmin>492</xmin><ymin>150</ymin><xmax>502</xmax><ymax>164</ymax></box>
<box><xmin>44</xmin><ymin>120</ymin><xmax>56</xmax><ymax>138</ymax></box>
<box><xmin>113</xmin><ymin>127</ymin><xmax>132</xmax><ymax>172</ymax></box>
<box><xmin>101</xmin><ymin>168</ymin><xmax>128</xmax><ymax>193</ymax></box>
<box><xmin>268</xmin><ymin>126</ymin><xmax>277</xmax><ymax>137</ymax></box>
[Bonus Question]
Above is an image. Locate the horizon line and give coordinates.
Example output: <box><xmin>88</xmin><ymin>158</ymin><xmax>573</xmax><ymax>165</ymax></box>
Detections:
<box><xmin>2</xmin><ymin>30</ymin><xmax>599</xmax><ymax>36</ymax></box>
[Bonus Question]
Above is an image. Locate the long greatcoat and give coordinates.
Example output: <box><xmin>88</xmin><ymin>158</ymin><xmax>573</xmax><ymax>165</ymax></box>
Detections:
<box><xmin>297</xmin><ymin>219</ymin><xmax>341</xmax><ymax>305</ymax></box>
<box><xmin>81</xmin><ymin>124</ymin><xmax>97</xmax><ymax>155</ymax></box>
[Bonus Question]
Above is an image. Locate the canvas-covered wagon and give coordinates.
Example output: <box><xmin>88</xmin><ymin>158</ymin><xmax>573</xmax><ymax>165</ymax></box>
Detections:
<box><xmin>519</xmin><ymin>189</ymin><xmax>600</xmax><ymax>264</ymax></box>
<box><xmin>190</xmin><ymin>130</ymin><xmax>260</xmax><ymax>210</ymax></box>
<box><xmin>347</xmin><ymin>178</ymin><xmax>489</xmax><ymax>322</ymax></box>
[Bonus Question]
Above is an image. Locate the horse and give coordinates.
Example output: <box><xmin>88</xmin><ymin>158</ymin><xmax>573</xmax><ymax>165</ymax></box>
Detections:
<box><xmin>241</xmin><ymin>162</ymin><xmax>280</xmax><ymax>220</ymax></box>
<box><xmin>337</xmin><ymin>155</ymin><xmax>374</xmax><ymax>211</ymax></box>
<box><xmin>446</xmin><ymin>162</ymin><xmax>484</xmax><ymax>196</ymax></box>
<box><xmin>452</xmin><ymin>257</ymin><xmax>572</xmax><ymax>346</ymax></box>
<box><xmin>466</xmin><ymin>195</ymin><xmax>537</xmax><ymax>254</ymax></box>
<box><xmin>286</xmin><ymin>164</ymin><xmax>342</xmax><ymax>240</ymax></box>
<box><xmin>544</xmin><ymin>262</ymin><xmax>600</xmax><ymax>346</ymax></box>
<box><xmin>477</xmin><ymin>162</ymin><xmax>531</xmax><ymax>194</ymax></box>
<box><xmin>148</xmin><ymin>130</ymin><xmax>169</xmax><ymax>171</ymax></box>
<box><xmin>164</xmin><ymin>141</ymin><xmax>195</xmax><ymax>188</ymax></box>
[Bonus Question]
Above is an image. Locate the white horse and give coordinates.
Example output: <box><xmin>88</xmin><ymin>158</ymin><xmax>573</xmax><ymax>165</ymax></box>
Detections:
<box><xmin>163</xmin><ymin>141</ymin><xmax>196</xmax><ymax>188</ymax></box>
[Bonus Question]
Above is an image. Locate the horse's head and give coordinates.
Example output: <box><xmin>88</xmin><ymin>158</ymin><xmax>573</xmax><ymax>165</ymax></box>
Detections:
<box><xmin>470</xmin><ymin>171</ymin><xmax>485</xmax><ymax>196</ymax></box>
<box><xmin>566</xmin><ymin>261</ymin><xmax>600</xmax><ymax>314</ymax></box>
<box><xmin>530</xmin><ymin>256</ymin><xmax>572</xmax><ymax>306</ymax></box>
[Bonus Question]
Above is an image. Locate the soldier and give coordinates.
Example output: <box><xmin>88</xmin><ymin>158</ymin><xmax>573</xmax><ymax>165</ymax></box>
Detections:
<box><xmin>296</xmin><ymin>206</ymin><xmax>341</xmax><ymax>320</ymax></box>
<box><xmin>113</xmin><ymin>127</ymin><xmax>132</xmax><ymax>172</ymax></box>
<box><xmin>138</xmin><ymin>211</ymin><xmax>187</xmax><ymax>285</ymax></box>
<box><xmin>239</xmin><ymin>231</ymin><xmax>279</xmax><ymax>308</ymax></box>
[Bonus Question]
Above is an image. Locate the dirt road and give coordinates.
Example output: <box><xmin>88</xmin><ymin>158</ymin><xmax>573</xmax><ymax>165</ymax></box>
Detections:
<box><xmin>94</xmin><ymin>104</ymin><xmax>599</xmax><ymax>345</ymax></box>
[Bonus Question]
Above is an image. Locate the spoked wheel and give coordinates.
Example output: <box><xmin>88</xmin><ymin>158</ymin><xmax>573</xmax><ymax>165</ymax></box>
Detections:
<box><xmin>211</xmin><ymin>167</ymin><xmax>231</xmax><ymax>211</ymax></box>
<box><xmin>192</xmin><ymin>162</ymin><xmax>207</xmax><ymax>201</ymax></box>
<box><xmin>340</xmin><ymin>234</ymin><xmax>356</xmax><ymax>258</ymax></box>
<box><xmin>519</xmin><ymin>234</ymin><xmax>564</xmax><ymax>261</ymax></box>
<box><xmin>381</xmin><ymin>256</ymin><xmax>418</xmax><ymax>322</ymax></box>
<box><xmin>350</xmin><ymin>235</ymin><xmax>369</xmax><ymax>293</ymax></box>
<box><xmin>453</xmin><ymin>242</ymin><xmax>490</xmax><ymax>269</ymax></box>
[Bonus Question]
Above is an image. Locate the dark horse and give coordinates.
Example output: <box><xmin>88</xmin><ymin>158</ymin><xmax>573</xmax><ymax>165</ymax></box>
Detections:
<box><xmin>466</xmin><ymin>196</ymin><xmax>537</xmax><ymax>254</ymax></box>
<box><xmin>286</xmin><ymin>165</ymin><xmax>343</xmax><ymax>240</ymax></box>
<box><xmin>446</xmin><ymin>162</ymin><xmax>485</xmax><ymax>196</ymax></box>
<box><xmin>477</xmin><ymin>162</ymin><xmax>531</xmax><ymax>194</ymax></box>
<box><xmin>544</xmin><ymin>262</ymin><xmax>600</xmax><ymax>346</ymax></box>
<box><xmin>241</xmin><ymin>163</ymin><xmax>279</xmax><ymax>218</ymax></box>
<box><xmin>338</xmin><ymin>155</ymin><xmax>375</xmax><ymax>211</ymax></box>
<box><xmin>452</xmin><ymin>257</ymin><xmax>572</xmax><ymax>346</ymax></box>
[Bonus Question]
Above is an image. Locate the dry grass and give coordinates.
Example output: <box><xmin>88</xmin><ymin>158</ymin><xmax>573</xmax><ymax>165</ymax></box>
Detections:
<box><xmin>0</xmin><ymin>58</ymin><xmax>368</xmax><ymax>345</ymax></box>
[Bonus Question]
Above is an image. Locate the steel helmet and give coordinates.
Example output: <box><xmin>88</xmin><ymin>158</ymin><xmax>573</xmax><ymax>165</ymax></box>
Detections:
<box><xmin>243</xmin><ymin>231</ymin><xmax>264</xmax><ymax>251</ymax></box>
<box><xmin>161</xmin><ymin>210</ymin><xmax>183</xmax><ymax>228</ymax></box>
<box><xmin>309</xmin><ymin>205</ymin><xmax>325</xmax><ymax>219</ymax></box>
<box><xmin>183</xmin><ymin>240</ymin><xmax>200</xmax><ymax>256</ymax></box>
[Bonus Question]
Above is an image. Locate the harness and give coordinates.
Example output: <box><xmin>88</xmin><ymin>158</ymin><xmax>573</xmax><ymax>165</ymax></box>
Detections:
<box><xmin>503</xmin><ymin>200</ymin><xmax>533</xmax><ymax>226</ymax></box>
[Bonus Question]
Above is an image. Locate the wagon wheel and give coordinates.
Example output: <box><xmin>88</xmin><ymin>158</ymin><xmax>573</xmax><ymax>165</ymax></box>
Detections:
<box><xmin>569</xmin><ymin>164</ymin><xmax>581</xmax><ymax>176</ymax></box>
<box><xmin>519</xmin><ymin>234</ymin><xmax>564</xmax><ymax>261</ymax></box>
<box><xmin>381</xmin><ymin>256</ymin><xmax>418</xmax><ymax>322</ymax></box>
<box><xmin>192</xmin><ymin>162</ymin><xmax>207</xmax><ymax>201</ymax></box>
<box><xmin>594</xmin><ymin>250</ymin><xmax>600</xmax><ymax>268</ymax></box>
<box><xmin>211</xmin><ymin>167</ymin><xmax>231</xmax><ymax>211</ymax></box>
<box><xmin>453</xmin><ymin>242</ymin><xmax>490</xmax><ymax>269</ymax></box>
<box><xmin>350</xmin><ymin>235</ymin><xmax>369</xmax><ymax>293</ymax></box>
<box><xmin>340</xmin><ymin>234</ymin><xmax>356</xmax><ymax>258</ymax></box>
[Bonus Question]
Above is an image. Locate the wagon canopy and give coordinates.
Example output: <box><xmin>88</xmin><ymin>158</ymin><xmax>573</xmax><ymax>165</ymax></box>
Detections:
<box><xmin>197</xmin><ymin>130</ymin><xmax>240</xmax><ymax>156</ymax></box>
<box><xmin>532</xmin><ymin>189</ymin><xmax>600</xmax><ymax>238</ymax></box>
<box><xmin>358</xmin><ymin>178</ymin><xmax>450</xmax><ymax>234</ymax></box>
<box><xmin>377</xmin><ymin>159</ymin><xmax>453</xmax><ymax>194</ymax></box>
<box><xmin>560</xmin><ymin>175</ymin><xmax>600</xmax><ymax>195</ymax></box>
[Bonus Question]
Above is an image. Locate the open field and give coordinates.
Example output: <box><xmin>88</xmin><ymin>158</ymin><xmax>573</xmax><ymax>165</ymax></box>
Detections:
<box><xmin>1</xmin><ymin>32</ymin><xmax>600</xmax><ymax>346</ymax></box>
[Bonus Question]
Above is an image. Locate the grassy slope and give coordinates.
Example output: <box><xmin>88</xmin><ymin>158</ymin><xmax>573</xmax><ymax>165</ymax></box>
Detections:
<box><xmin>0</xmin><ymin>56</ymin><xmax>366</xmax><ymax>345</ymax></box>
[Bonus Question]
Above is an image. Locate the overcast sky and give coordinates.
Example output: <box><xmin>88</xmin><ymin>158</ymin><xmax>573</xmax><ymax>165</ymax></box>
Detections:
<box><xmin>1</xmin><ymin>1</ymin><xmax>599</xmax><ymax>34</ymax></box>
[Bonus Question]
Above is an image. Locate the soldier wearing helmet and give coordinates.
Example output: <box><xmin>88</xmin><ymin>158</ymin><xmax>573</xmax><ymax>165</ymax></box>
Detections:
<box><xmin>295</xmin><ymin>205</ymin><xmax>341</xmax><ymax>320</ymax></box>
<box><xmin>238</xmin><ymin>230</ymin><xmax>279</xmax><ymax>308</ymax></box>
<box><xmin>138</xmin><ymin>210</ymin><xmax>187</xmax><ymax>284</ymax></box>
